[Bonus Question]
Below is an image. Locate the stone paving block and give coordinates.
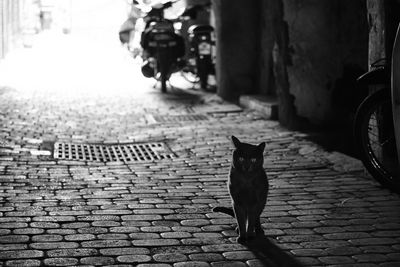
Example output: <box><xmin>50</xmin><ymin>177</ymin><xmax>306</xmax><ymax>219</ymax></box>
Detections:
<box><xmin>349</xmin><ymin>238</ymin><xmax>399</xmax><ymax>246</ymax></box>
<box><xmin>97</xmin><ymin>233</ymin><xmax>129</xmax><ymax>240</ymax></box>
<box><xmin>0</xmin><ymin>222</ymin><xmax>28</xmax><ymax>229</ymax></box>
<box><xmin>31</xmin><ymin>234</ymin><xmax>63</xmax><ymax>242</ymax></box>
<box><xmin>387</xmin><ymin>253</ymin><xmax>400</xmax><ymax>261</ymax></box>
<box><xmin>296</xmin><ymin>257</ymin><xmax>321</xmax><ymax>266</ymax></box>
<box><xmin>80</xmin><ymin>256</ymin><xmax>115</xmax><ymax>266</ymax></box>
<box><xmin>153</xmin><ymin>253</ymin><xmax>188</xmax><ymax>263</ymax></box>
<box><xmin>381</xmin><ymin>262</ymin><xmax>400</xmax><ymax>267</ymax></box>
<box><xmin>161</xmin><ymin>231</ymin><xmax>192</xmax><ymax>239</ymax></box>
<box><xmin>353</xmin><ymin>253</ymin><xmax>389</xmax><ymax>263</ymax></box>
<box><xmin>182</xmin><ymin>237</ymin><xmax>230</xmax><ymax>246</ymax></box>
<box><xmin>324</xmin><ymin>232</ymin><xmax>372</xmax><ymax>240</ymax></box>
<box><xmin>328</xmin><ymin>264</ymin><xmax>379</xmax><ymax>267</ymax></box>
<box><xmin>291</xmin><ymin>248</ymin><xmax>327</xmax><ymax>257</ymax></box>
<box><xmin>3</xmin><ymin>259</ymin><xmax>42</xmax><ymax>267</ymax></box>
<box><xmin>201</xmin><ymin>244</ymin><xmax>246</xmax><ymax>253</ymax></box>
<box><xmin>30</xmin><ymin>222</ymin><xmax>60</xmax><ymax>229</ymax></box>
<box><xmin>0</xmin><ymin>235</ymin><xmax>29</xmax><ymax>243</ymax></box>
<box><xmin>0</xmin><ymin>250</ymin><xmax>44</xmax><ymax>259</ymax></box>
<box><xmin>325</xmin><ymin>246</ymin><xmax>363</xmax><ymax>256</ymax></box>
<box><xmin>222</xmin><ymin>251</ymin><xmax>257</xmax><ymax>260</ymax></box>
<box><xmin>245</xmin><ymin>259</ymin><xmax>266</xmax><ymax>267</ymax></box>
<box><xmin>0</xmin><ymin>244</ymin><xmax>28</xmax><ymax>251</ymax></box>
<box><xmin>210</xmin><ymin>261</ymin><xmax>247</xmax><ymax>267</ymax></box>
<box><xmin>117</xmin><ymin>254</ymin><xmax>152</xmax><ymax>263</ymax></box>
<box><xmin>77</xmin><ymin>227</ymin><xmax>108</xmax><ymax>234</ymax></box>
<box><xmin>189</xmin><ymin>253</ymin><xmax>224</xmax><ymax>262</ymax></box>
<box><xmin>129</xmin><ymin>232</ymin><xmax>161</xmax><ymax>239</ymax></box>
<box><xmin>47</xmin><ymin>229</ymin><xmax>76</xmax><ymax>235</ymax></box>
<box><xmin>173</xmin><ymin>261</ymin><xmax>211</xmax><ymax>267</ymax></box>
<box><xmin>81</xmin><ymin>240</ymin><xmax>131</xmax><ymax>248</ymax></box>
<box><xmin>30</xmin><ymin>242</ymin><xmax>80</xmax><ymax>250</ymax></box>
<box><xmin>47</xmin><ymin>248</ymin><xmax>98</xmax><ymax>257</ymax></box>
<box><xmin>318</xmin><ymin>256</ymin><xmax>356</xmax><ymax>265</ymax></box>
<box><xmin>132</xmin><ymin>238</ymin><xmax>181</xmax><ymax>247</ymax></box>
<box><xmin>43</xmin><ymin>257</ymin><xmax>79</xmax><ymax>266</ymax></box>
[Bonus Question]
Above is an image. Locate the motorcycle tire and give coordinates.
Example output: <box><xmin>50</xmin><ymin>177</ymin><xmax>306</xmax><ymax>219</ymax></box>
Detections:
<box><xmin>197</xmin><ymin>57</ymin><xmax>211</xmax><ymax>89</ymax></box>
<box><xmin>354</xmin><ymin>89</ymin><xmax>400</xmax><ymax>193</ymax></box>
<box><xmin>157</xmin><ymin>49</ymin><xmax>171</xmax><ymax>93</ymax></box>
<box><xmin>198</xmin><ymin>70</ymin><xmax>208</xmax><ymax>89</ymax></box>
<box><xmin>160</xmin><ymin>71</ymin><xmax>167</xmax><ymax>93</ymax></box>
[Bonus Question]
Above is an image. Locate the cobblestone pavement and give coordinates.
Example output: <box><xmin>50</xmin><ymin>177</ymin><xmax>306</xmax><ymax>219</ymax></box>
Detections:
<box><xmin>1</xmin><ymin>32</ymin><xmax>400</xmax><ymax>267</ymax></box>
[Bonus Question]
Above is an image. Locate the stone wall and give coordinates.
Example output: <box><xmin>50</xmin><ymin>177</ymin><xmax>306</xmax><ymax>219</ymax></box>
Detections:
<box><xmin>212</xmin><ymin>0</ymin><xmax>261</xmax><ymax>101</ymax></box>
<box><xmin>280</xmin><ymin>0</ymin><xmax>369</xmax><ymax>125</ymax></box>
<box><xmin>212</xmin><ymin>0</ymin><xmax>369</xmax><ymax>128</ymax></box>
<box><xmin>367</xmin><ymin>0</ymin><xmax>400</xmax><ymax>67</ymax></box>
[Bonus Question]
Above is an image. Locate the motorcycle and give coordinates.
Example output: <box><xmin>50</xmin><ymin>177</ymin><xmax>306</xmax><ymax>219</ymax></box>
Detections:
<box><xmin>138</xmin><ymin>1</ymin><xmax>185</xmax><ymax>93</ymax></box>
<box><xmin>353</xmin><ymin>58</ymin><xmax>400</xmax><ymax>192</ymax></box>
<box><xmin>180</xmin><ymin>4</ymin><xmax>216</xmax><ymax>90</ymax></box>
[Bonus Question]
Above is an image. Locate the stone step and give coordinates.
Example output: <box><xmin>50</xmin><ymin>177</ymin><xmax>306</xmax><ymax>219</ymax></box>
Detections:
<box><xmin>239</xmin><ymin>94</ymin><xmax>278</xmax><ymax>120</ymax></box>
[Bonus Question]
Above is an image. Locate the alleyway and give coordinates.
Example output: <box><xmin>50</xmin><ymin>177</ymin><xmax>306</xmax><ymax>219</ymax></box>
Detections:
<box><xmin>1</xmin><ymin>13</ymin><xmax>400</xmax><ymax>267</ymax></box>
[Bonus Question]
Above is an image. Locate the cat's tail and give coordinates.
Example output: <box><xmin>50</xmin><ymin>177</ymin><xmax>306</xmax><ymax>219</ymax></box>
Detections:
<box><xmin>212</xmin><ymin>206</ymin><xmax>235</xmax><ymax>217</ymax></box>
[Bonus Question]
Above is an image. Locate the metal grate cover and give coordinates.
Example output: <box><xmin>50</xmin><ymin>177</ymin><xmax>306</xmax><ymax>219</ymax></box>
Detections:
<box><xmin>151</xmin><ymin>114</ymin><xmax>208</xmax><ymax>123</ymax></box>
<box><xmin>54</xmin><ymin>142</ymin><xmax>175</xmax><ymax>162</ymax></box>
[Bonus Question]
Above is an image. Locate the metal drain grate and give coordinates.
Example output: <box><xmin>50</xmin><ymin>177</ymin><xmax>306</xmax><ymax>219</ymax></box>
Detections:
<box><xmin>151</xmin><ymin>114</ymin><xmax>208</xmax><ymax>123</ymax></box>
<box><xmin>54</xmin><ymin>142</ymin><xmax>175</xmax><ymax>162</ymax></box>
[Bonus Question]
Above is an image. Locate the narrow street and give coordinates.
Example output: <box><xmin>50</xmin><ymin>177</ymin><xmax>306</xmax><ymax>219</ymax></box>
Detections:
<box><xmin>1</xmin><ymin>10</ymin><xmax>400</xmax><ymax>267</ymax></box>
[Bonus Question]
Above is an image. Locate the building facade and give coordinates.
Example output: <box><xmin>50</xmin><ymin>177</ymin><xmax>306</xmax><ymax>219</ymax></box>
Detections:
<box><xmin>0</xmin><ymin>0</ymin><xmax>42</xmax><ymax>60</ymax></box>
<box><xmin>212</xmin><ymin>0</ymin><xmax>400</xmax><ymax>129</ymax></box>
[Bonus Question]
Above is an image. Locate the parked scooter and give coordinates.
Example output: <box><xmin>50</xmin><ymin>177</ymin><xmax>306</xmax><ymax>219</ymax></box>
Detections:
<box><xmin>180</xmin><ymin>4</ymin><xmax>215</xmax><ymax>90</ymax></box>
<box><xmin>138</xmin><ymin>1</ymin><xmax>185</xmax><ymax>93</ymax></box>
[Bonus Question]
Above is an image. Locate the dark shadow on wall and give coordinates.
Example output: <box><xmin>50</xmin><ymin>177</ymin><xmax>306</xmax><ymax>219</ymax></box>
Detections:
<box><xmin>303</xmin><ymin>64</ymin><xmax>368</xmax><ymax>159</ymax></box>
<box><xmin>245</xmin><ymin>235</ymin><xmax>303</xmax><ymax>267</ymax></box>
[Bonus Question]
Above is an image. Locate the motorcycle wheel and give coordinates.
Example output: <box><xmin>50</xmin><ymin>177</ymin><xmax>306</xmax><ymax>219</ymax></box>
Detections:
<box><xmin>160</xmin><ymin>71</ymin><xmax>167</xmax><ymax>93</ymax></box>
<box><xmin>198</xmin><ymin>60</ymin><xmax>208</xmax><ymax>89</ymax></box>
<box><xmin>354</xmin><ymin>89</ymin><xmax>400</xmax><ymax>192</ymax></box>
<box><xmin>197</xmin><ymin>57</ymin><xmax>211</xmax><ymax>89</ymax></box>
<box><xmin>157</xmin><ymin>49</ymin><xmax>171</xmax><ymax>93</ymax></box>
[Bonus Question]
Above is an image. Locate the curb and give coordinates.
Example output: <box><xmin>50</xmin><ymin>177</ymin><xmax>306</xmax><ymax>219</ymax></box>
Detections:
<box><xmin>239</xmin><ymin>94</ymin><xmax>278</xmax><ymax>120</ymax></box>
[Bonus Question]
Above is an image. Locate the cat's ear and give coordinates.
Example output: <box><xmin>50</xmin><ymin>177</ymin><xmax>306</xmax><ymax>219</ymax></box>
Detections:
<box><xmin>231</xmin><ymin>136</ymin><xmax>241</xmax><ymax>148</ymax></box>
<box><xmin>258</xmin><ymin>142</ymin><xmax>266</xmax><ymax>152</ymax></box>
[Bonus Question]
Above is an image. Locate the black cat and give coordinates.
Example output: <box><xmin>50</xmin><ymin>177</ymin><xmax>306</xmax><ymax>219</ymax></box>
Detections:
<box><xmin>213</xmin><ymin>136</ymin><xmax>269</xmax><ymax>243</ymax></box>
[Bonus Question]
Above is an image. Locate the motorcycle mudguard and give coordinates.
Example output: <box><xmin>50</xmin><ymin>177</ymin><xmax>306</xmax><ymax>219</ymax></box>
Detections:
<box><xmin>188</xmin><ymin>24</ymin><xmax>214</xmax><ymax>35</ymax></box>
<box><xmin>391</xmin><ymin>23</ymin><xmax>400</xmax><ymax>169</ymax></box>
<box><xmin>357</xmin><ymin>68</ymin><xmax>389</xmax><ymax>86</ymax></box>
<box><xmin>141</xmin><ymin>60</ymin><xmax>155</xmax><ymax>78</ymax></box>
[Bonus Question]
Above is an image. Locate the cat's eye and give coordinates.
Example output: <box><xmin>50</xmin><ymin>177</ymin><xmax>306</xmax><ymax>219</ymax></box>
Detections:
<box><xmin>238</xmin><ymin>157</ymin><xmax>244</xmax><ymax>162</ymax></box>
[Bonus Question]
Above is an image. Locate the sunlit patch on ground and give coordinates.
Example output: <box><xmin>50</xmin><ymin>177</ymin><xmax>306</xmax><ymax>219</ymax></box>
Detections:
<box><xmin>0</xmin><ymin>0</ymin><xmax>157</xmax><ymax>98</ymax></box>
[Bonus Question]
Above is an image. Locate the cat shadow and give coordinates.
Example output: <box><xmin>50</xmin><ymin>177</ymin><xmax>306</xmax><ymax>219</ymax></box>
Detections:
<box><xmin>244</xmin><ymin>234</ymin><xmax>304</xmax><ymax>267</ymax></box>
